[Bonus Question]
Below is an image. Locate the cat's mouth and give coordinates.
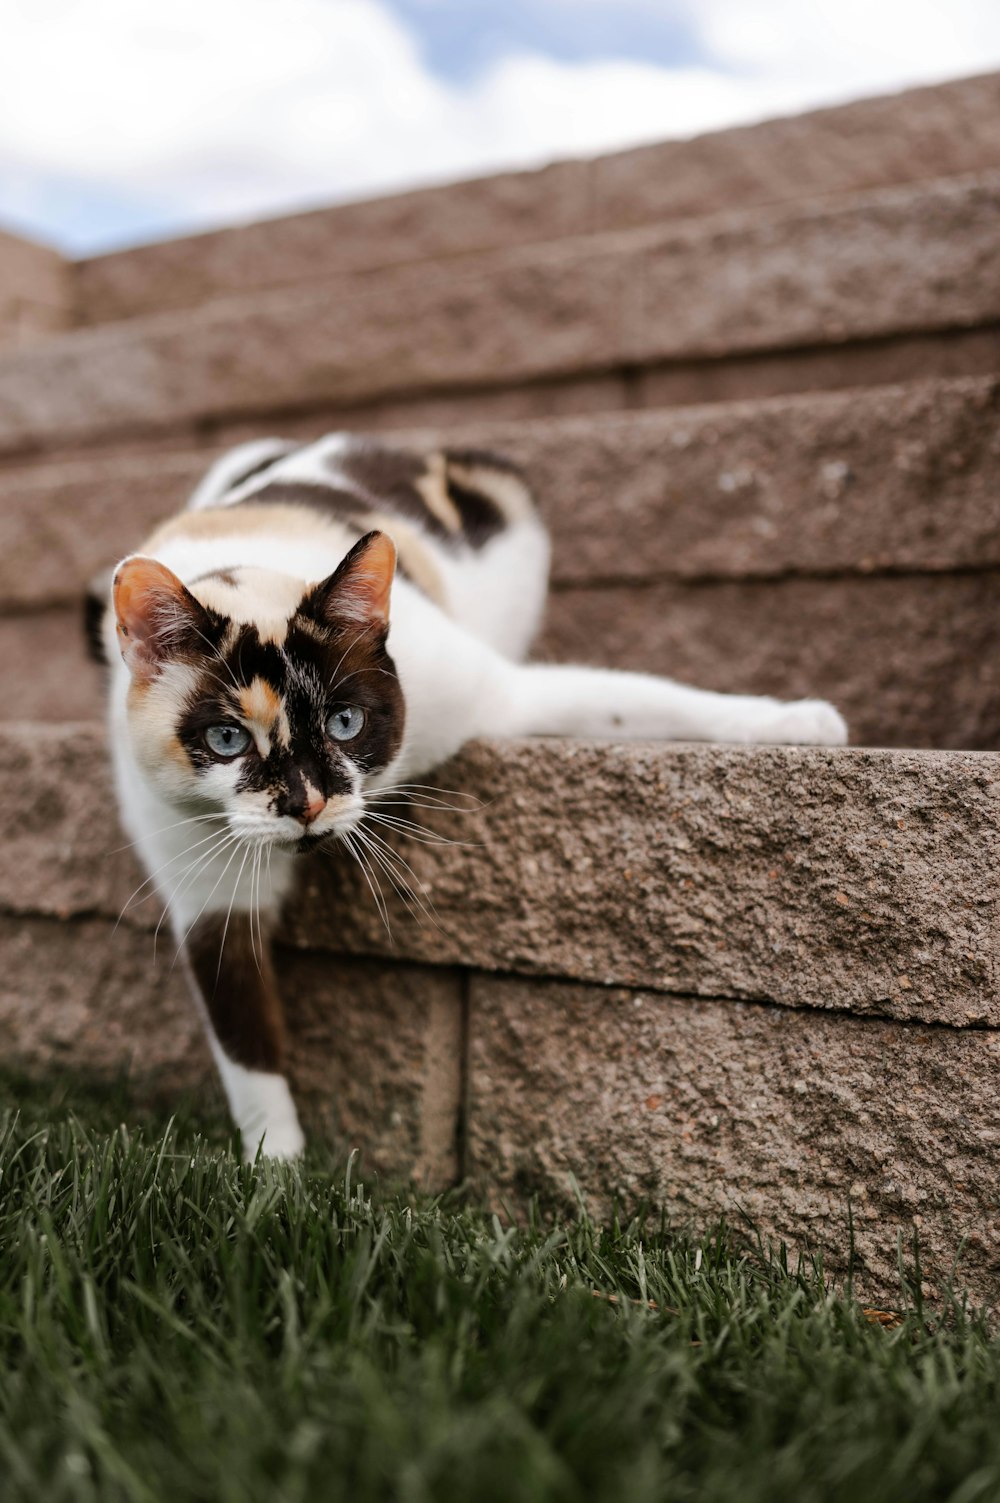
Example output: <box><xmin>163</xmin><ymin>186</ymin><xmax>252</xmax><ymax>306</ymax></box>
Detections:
<box><xmin>226</xmin><ymin>809</ymin><xmax>362</xmax><ymax>850</ymax></box>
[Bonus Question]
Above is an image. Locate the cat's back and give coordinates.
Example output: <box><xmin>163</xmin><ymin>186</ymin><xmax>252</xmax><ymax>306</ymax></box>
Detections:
<box><xmin>96</xmin><ymin>433</ymin><xmax>550</xmax><ymax>665</ymax></box>
<box><xmin>182</xmin><ymin>434</ymin><xmax>548</xmax><ymax>656</ymax></box>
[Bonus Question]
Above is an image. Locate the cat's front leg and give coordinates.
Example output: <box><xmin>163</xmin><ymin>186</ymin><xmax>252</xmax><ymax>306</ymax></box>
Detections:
<box><xmin>179</xmin><ymin>913</ymin><xmax>305</xmax><ymax>1162</ymax></box>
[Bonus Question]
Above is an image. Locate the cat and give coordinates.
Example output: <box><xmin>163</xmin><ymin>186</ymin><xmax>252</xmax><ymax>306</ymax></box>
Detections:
<box><xmin>95</xmin><ymin>434</ymin><xmax>847</xmax><ymax>1161</ymax></box>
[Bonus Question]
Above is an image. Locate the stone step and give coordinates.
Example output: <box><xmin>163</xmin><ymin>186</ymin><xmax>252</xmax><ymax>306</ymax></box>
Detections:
<box><xmin>3</xmin><ymin>377</ymin><xmax>997</xmax><ymax>609</ymax></box>
<box><xmin>2</xmin><ymin>379</ymin><xmax>996</xmax><ymax>746</ymax></box>
<box><xmin>2</xmin><ymin>173</ymin><xmax>999</xmax><ymax>457</ymax></box>
<box><xmin>2</xmin><ymin>724</ymin><xmax>997</xmax><ymax>1304</ymax></box>
<box><xmin>0</xmin><ymin>227</ymin><xmax>73</xmax><ymax>351</ymax></box>
<box><xmin>74</xmin><ymin>72</ymin><xmax>1000</xmax><ymax>327</ymax></box>
<box><xmin>5</xmin><ymin>726</ymin><xmax>997</xmax><ymax>1028</ymax></box>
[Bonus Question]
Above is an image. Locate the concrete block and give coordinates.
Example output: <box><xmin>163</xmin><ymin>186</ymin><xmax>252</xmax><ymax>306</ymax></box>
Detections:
<box><xmin>466</xmin><ymin>974</ymin><xmax>1000</xmax><ymax>1308</ymax></box>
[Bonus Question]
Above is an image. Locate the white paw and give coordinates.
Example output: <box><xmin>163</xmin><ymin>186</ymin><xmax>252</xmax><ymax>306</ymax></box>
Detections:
<box><xmin>242</xmin><ymin>1118</ymin><xmax>305</xmax><ymax>1163</ymax></box>
<box><xmin>764</xmin><ymin>699</ymin><xmax>848</xmax><ymax>747</ymax></box>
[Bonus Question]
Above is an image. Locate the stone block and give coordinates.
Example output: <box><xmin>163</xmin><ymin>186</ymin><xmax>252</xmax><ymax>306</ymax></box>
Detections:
<box><xmin>0</xmin><ymin>227</ymin><xmax>73</xmax><ymax>350</ymax></box>
<box><xmin>2</xmin><ymin>378</ymin><xmax>997</xmax><ymax>613</ymax></box>
<box><xmin>0</xmin><ymin>610</ymin><xmax>105</xmax><ymax>720</ymax></box>
<box><xmin>2</xmin><ymin>176</ymin><xmax>998</xmax><ymax>455</ymax></box>
<box><xmin>465</xmin><ymin>975</ymin><xmax>1000</xmax><ymax>1308</ymax></box>
<box><xmin>288</xmin><ymin>741</ymin><xmax>1000</xmax><ymax>1030</ymax></box>
<box><xmin>3</xmin><ymin>731</ymin><xmax>996</xmax><ymax>1032</ymax></box>
<box><xmin>468</xmin><ymin>376</ymin><xmax>1000</xmax><ymax>583</ymax></box>
<box><xmin>75</xmin><ymin>161</ymin><xmax>590</xmax><ymax>324</ymax></box>
<box><xmin>632</xmin><ymin>174</ymin><xmax>1000</xmax><ymax>363</ymax></box>
<box><xmin>594</xmin><ymin>71</ymin><xmax>1000</xmax><ymax>231</ymax></box>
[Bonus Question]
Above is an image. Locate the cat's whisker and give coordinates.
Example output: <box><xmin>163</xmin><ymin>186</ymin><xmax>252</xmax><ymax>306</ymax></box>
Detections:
<box><xmin>108</xmin><ymin>812</ymin><xmax>220</xmax><ymax>855</ymax></box>
<box><xmin>250</xmin><ymin>844</ymin><xmax>265</xmax><ymax>975</ymax></box>
<box><xmin>352</xmin><ymin>832</ymin><xmax>424</xmax><ymax>922</ymax></box>
<box><xmin>115</xmin><ymin>825</ymin><xmax>231</xmax><ymax>929</ymax></box>
<box><xmin>187</xmin><ymin>623</ymin><xmax>243</xmax><ymax>693</ymax></box>
<box><xmin>153</xmin><ymin>832</ymin><xmax>242</xmax><ymax>958</ymax></box>
<box><xmin>212</xmin><ymin>841</ymin><xmax>254</xmax><ymax>986</ymax></box>
<box><xmin>362</xmin><ymin>810</ymin><xmax>473</xmax><ymax>848</ymax></box>
<box><xmin>173</xmin><ymin>835</ymin><xmax>249</xmax><ymax>968</ymax></box>
<box><xmin>367</xmin><ymin>783</ymin><xmax>485</xmax><ymax>813</ymax></box>
<box><xmin>341</xmin><ymin>831</ymin><xmax>393</xmax><ymax>940</ymax></box>
<box><xmin>327</xmin><ymin>622</ymin><xmax>379</xmax><ymax>690</ymax></box>
<box><xmin>330</xmin><ymin>663</ymin><xmax>394</xmax><ymax>694</ymax></box>
<box><xmin>353</xmin><ymin>825</ymin><xmax>444</xmax><ymax>934</ymax></box>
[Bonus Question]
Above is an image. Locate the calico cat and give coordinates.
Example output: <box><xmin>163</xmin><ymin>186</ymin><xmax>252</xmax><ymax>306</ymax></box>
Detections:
<box><xmin>97</xmin><ymin>435</ymin><xmax>847</xmax><ymax>1160</ymax></box>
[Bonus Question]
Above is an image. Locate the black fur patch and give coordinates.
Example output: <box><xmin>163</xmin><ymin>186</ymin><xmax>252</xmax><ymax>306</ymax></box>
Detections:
<box><xmin>185</xmin><ymin>911</ymin><xmax>284</xmax><ymax>1070</ymax></box>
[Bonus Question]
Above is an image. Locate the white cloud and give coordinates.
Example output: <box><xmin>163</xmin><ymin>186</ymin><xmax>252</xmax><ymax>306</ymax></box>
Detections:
<box><xmin>1</xmin><ymin>0</ymin><xmax>999</xmax><ymax>251</ymax></box>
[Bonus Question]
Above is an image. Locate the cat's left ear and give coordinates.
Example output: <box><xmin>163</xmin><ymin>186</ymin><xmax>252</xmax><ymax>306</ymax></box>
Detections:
<box><xmin>301</xmin><ymin>530</ymin><xmax>396</xmax><ymax>633</ymax></box>
<box><xmin>113</xmin><ymin>555</ymin><xmax>215</xmax><ymax>682</ymax></box>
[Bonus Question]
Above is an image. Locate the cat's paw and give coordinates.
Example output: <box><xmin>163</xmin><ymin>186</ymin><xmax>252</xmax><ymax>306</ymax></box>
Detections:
<box><xmin>242</xmin><ymin>1119</ymin><xmax>306</xmax><ymax>1164</ymax></box>
<box><xmin>764</xmin><ymin>699</ymin><xmax>848</xmax><ymax>747</ymax></box>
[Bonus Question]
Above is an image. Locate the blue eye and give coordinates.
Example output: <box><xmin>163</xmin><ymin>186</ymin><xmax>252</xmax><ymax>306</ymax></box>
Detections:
<box><xmin>327</xmin><ymin>705</ymin><xmax>365</xmax><ymax>742</ymax></box>
<box><xmin>205</xmin><ymin>724</ymin><xmax>251</xmax><ymax>758</ymax></box>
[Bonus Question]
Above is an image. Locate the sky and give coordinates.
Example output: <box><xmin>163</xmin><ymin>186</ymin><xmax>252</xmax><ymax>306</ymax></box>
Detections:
<box><xmin>1</xmin><ymin>0</ymin><xmax>999</xmax><ymax>255</ymax></box>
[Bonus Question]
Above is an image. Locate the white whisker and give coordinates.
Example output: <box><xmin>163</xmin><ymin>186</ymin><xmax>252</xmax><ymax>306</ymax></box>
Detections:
<box><xmin>108</xmin><ymin>812</ymin><xmax>219</xmax><ymax>855</ymax></box>
<box><xmin>214</xmin><ymin>842</ymin><xmax>252</xmax><ymax>986</ymax></box>
<box><xmin>173</xmin><ymin>836</ymin><xmax>248</xmax><ymax>967</ymax></box>
<box><xmin>153</xmin><ymin>832</ymin><xmax>241</xmax><ymax>957</ymax></box>
<box><xmin>353</xmin><ymin>825</ymin><xmax>444</xmax><ymax>934</ymax></box>
<box><xmin>115</xmin><ymin>824</ymin><xmax>229</xmax><ymax>929</ymax></box>
<box><xmin>363</xmin><ymin>810</ymin><xmax>473</xmax><ymax>848</ymax></box>
<box><xmin>342</xmin><ymin>830</ymin><xmax>393</xmax><ymax>940</ymax></box>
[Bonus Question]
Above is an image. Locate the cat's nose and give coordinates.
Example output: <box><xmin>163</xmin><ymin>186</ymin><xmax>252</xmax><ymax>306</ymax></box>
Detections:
<box><xmin>300</xmin><ymin>793</ymin><xmax>327</xmax><ymax>826</ymax></box>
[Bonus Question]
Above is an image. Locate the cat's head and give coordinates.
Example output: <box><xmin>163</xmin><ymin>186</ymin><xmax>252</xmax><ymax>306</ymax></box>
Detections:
<box><xmin>112</xmin><ymin>530</ymin><xmax>404</xmax><ymax>846</ymax></box>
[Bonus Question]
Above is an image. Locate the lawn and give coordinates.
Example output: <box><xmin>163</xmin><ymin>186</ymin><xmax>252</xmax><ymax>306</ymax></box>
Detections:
<box><xmin>1</xmin><ymin>1077</ymin><xmax>998</xmax><ymax>1503</ymax></box>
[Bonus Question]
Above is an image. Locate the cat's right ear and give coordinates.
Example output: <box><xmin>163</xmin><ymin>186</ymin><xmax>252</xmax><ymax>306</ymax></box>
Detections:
<box><xmin>113</xmin><ymin>556</ymin><xmax>214</xmax><ymax>682</ymax></box>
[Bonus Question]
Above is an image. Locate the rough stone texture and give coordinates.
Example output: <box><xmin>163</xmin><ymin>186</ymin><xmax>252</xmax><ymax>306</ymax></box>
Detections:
<box><xmin>632</xmin><ymin>326</ymin><xmax>1000</xmax><ymax>415</ymax></box>
<box><xmin>541</xmin><ymin>571</ymin><xmax>1000</xmax><ymax>752</ymax></box>
<box><xmin>0</xmin><ymin>451</ymin><xmax>207</xmax><ymax>609</ymax></box>
<box><xmin>455</xmin><ymin>377</ymin><xmax>1000</xmax><ymax>584</ymax></box>
<box><xmin>4</xmin><ymin>729</ymin><xmax>996</xmax><ymax>1030</ymax></box>
<box><xmin>466</xmin><ymin>976</ymin><xmax>1000</xmax><ymax>1308</ymax></box>
<box><xmin>73</xmin><ymin>74</ymin><xmax>1000</xmax><ymax>328</ymax></box>
<box><xmin>0</xmin><ymin>240</ymin><xmax>633</xmax><ymax>455</ymax></box>
<box><xmin>75</xmin><ymin>161</ymin><xmax>592</xmax><ymax>325</ymax></box>
<box><xmin>593</xmin><ymin>71</ymin><xmax>1000</xmax><ymax>233</ymax></box>
<box><xmin>0</xmin><ymin>610</ymin><xmax>105</xmax><ymax>721</ymax></box>
<box><xmin>0</xmin><ymin>723</ymin><xmax>131</xmax><ymax>918</ymax></box>
<box><xmin>0</xmin><ymin>914</ymin><xmax>211</xmax><ymax>1094</ymax></box>
<box><xmin>2</xmin><ymin>378</ymin><xmax>997</xmax><ymax>614</ymax></box>
<box><xmin>0</xmin><ymin>910</ymin><xmax>464</xmax><ymax>1186</ymax></box>
<box><xmin>2</xmin><ymin>174</ymin><xmax>999</xmax><ymax>456</ymax></box>
<box><xmin>0</xmin><ymin>227</ymin><xmax>73</xmax><ymax>350</ymax></box>
<box><xmin>285</xmin><ymin>742</ymin><xmax>1000</xmax><ymax>1029</ymax></box>
<box><xmin>633</xmin><ymin>174</ymin><xmax>1000</xmax><ymax>364</ymax></box>
<box><xmin>278</xmin><ymin>949</ymin><xmax>464</xmax><ymax>1186</ymax></box>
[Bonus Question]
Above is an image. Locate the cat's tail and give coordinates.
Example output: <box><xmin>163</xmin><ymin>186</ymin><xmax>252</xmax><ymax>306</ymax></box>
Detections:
<box><xmin>186</xmin><ymin>438</ymin><xmax>295</xmax><ymax>511</ymax></box>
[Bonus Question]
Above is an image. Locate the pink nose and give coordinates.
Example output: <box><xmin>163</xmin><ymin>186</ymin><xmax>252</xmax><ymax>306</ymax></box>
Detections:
<box><xmin>301</xmin><ymin>795</ymin><xmax>326</xmax><ymax>825</ymax></box>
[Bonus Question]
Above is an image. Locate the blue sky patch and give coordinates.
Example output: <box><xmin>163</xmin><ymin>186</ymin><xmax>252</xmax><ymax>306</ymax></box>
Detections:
<box><xmin>383</xmin><ymin>0</ymin><xmax>709</xmax><ymax>83</ymax></box>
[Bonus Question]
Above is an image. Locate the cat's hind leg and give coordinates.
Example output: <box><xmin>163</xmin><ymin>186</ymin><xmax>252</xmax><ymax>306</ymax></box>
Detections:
<box><xmin>490</xmin><ymin>661</ymin><xmax>847</xmax><ymax>746</ymax></box>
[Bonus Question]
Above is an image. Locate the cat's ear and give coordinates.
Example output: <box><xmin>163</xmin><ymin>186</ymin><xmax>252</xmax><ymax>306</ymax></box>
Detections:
<box><xmin>113</xmin><ymin>555</ymin><xmax>214</xmax><ymax>682</ymax></box>
<box><xmin>301</xmin><ymin>530</ymin><xmax>396</xmax><ymax>632</ymax></box>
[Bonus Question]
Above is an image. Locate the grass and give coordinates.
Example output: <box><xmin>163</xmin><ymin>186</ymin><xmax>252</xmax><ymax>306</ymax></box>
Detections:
<box><xmin>2</xmin><ymin>1077</ymin><xmax>999</xmax><ymax>1503</ymax></box>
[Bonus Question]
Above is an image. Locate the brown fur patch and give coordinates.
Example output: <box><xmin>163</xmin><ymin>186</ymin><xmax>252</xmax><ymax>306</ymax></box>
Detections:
<box><xmin>238</xmin><ymin>675</ymin><xmax>291</xmax><ymax>751</ymax></box>
<box><xmin>185</xmin><ymin>912</ymin><xmax>285</xmax><ymax>1071</ymax></box>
